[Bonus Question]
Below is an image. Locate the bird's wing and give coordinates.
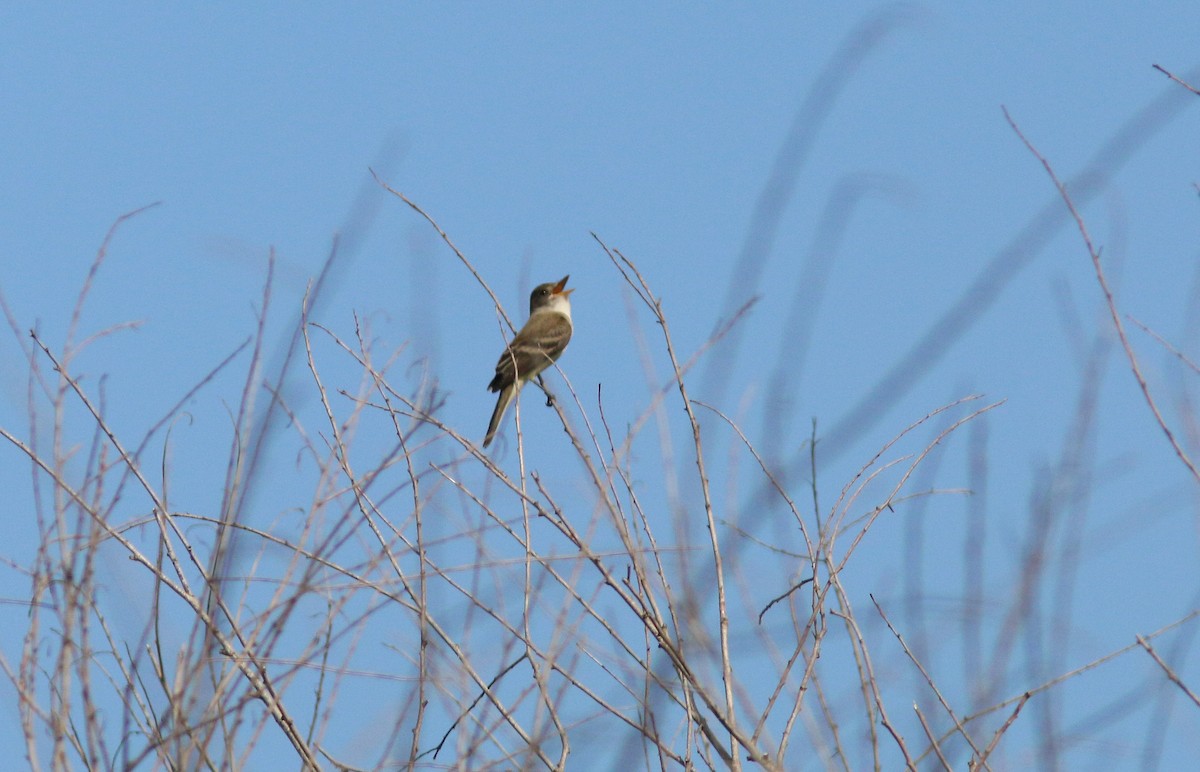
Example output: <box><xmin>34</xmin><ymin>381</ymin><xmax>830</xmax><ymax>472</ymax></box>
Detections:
<box><xmin>488</xmin><ymin>313</ymin><xmax>573</xmax><ymax>393</ymax></box>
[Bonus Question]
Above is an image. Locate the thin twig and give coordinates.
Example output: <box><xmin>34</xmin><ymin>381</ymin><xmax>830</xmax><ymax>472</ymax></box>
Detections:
<box><xmin>872</xmin><ymin>595</ymin><xmax>986</xmax><ymax>762</ymax></box>
<box><xmin>1136</xmin><ymin>635</ymin><xmax>1200</xmax><ymax>709</ymax></box>
<box><xmin>1003</xmin><ymin>106</ymin><xmax>1200</xmax><ymax>485</ymax></box>
<box><xmin>974</xmin><ymin>693</ymin><xmax>1029</xmax><ymax>770</ymax></box>
<box><xmin>1152</xmin><ymin>64</ymin><xmax>1200</xmax><ymax>96</ymax></box>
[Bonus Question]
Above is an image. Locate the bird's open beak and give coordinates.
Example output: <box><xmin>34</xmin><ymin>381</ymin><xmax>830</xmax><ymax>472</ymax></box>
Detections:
<box><xmin>553</xmin><ymin>275</ymin><xmax>574</xmax><ymax>297</ymax></box>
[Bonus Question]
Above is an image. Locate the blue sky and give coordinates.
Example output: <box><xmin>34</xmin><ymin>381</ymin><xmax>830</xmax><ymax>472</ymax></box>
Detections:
<box><xmin>2</xmin><ymin>3</ymin><xmax>1200</xmax><ymax>768</ymax></box>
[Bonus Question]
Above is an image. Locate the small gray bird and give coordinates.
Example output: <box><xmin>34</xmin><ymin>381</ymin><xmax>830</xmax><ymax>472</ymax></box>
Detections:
<box><xmin>483</xmin><ymin>276</ymin><xmax>574</xmax><ymax>448</ymax></box>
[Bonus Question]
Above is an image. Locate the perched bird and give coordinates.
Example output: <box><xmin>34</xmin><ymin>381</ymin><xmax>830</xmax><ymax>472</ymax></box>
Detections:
<box><xmin>483</xmin><ymin>276</ymin><xmax>574</xmax><ymax>448</ymax></box>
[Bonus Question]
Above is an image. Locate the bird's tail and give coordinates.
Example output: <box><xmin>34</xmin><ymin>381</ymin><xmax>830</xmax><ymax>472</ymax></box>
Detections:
<box><xmin>483</xmin><ymin>384</ymin><xmax>516</xmax><ymax>448</ymax></box>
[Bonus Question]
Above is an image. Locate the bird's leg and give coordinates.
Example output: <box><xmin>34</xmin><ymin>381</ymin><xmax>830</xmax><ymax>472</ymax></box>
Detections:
<box><xmin>534</xmin><ymin>375</ymin><xmax>556</xmax><ymax>407</ymax></box>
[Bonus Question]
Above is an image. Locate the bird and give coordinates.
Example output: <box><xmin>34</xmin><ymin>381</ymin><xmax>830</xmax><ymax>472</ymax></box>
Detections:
<box><xmin>483</xmin><ymin>276</ymin><xmax>574</xmax><ymax>448</ymax></box>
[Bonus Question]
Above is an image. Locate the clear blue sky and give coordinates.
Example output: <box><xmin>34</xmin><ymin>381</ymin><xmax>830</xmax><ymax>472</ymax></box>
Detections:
<box><xmin>2</xmin><ymin>3</ymin><xmax>1199</xmax><ymax>768</ymax></box>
